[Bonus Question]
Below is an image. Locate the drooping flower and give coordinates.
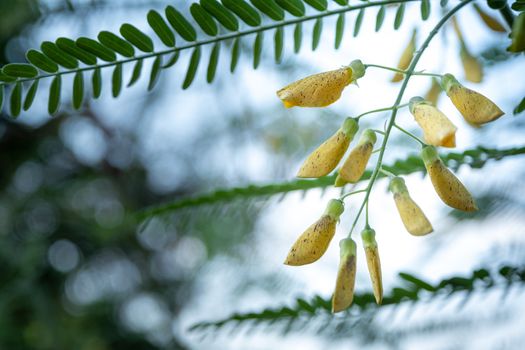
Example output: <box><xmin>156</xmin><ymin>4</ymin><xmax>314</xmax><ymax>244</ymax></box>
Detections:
<box><xmin>332</xmin><ymin>237</ymin><xmax>357</xmax><ymax>313</ymax></box>
<box><xmin>473</xmin><ymin>3</ymin><xmax>506</xmax><ymax>33</ymax></box>
<box><xmin>284</xmin><ymin>199</ymin><xmax>344</xmax><ymax>266</ymax></box>
<box><xmin>392</xmin><ymin>29</ymin><xmax>416</xmax><ymax>83</ymax></box>
<box><xmin>361</xmin><ymin>228</ymin><xmax>383</xmax><ymax>304</ymax></box>
<box><xmin>277</xmin><ymin>60</ymin><xmax>366</xmax><ymax>108</ymax></box>
<box><xmin>335</xmin><ymin>129</ymin><xmax>377</xmax><ymax>186</ymax></box>
<box><xmin>389</xmin><ymin>176</ymin><xmax>433</xmax><ymax>236</ymax></box>
<box><xmin>409</xmin><ymin>96</ymin><xmax>457</xmax><ymax>148</ymax></box>
<box><xmin>297</xmin><ymin>118</ymin><xmax>359</xmax><ymax>178</ymax></box>
<box><xmin>460</xmin><ymin>44</ymin><xmax>483</xmax><ymax>83</ymax></box>
<box><xmin>441</xmin><ymin>73</ymin><xmax>504</xmax><ymax>125</ymax></box>
<box><xmin>424</xmin><ymin>78</ymin><xmax>442</xmax><ymax>106</ymax></box>
<box><xmin>421</xmin><ymin>146</ymin><xmax>478</xmax><ymax>212</ymax></box>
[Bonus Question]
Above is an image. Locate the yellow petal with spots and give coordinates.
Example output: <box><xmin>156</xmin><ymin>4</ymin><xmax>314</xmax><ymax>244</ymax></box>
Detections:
<box><xmin>442</xmin><ymin>74</ymin><xmax>504</xmax><ymax>125</ymax></box>
<box><xmin>332</xmin><ymin>238</ymin><xmax>357</xmax><ymax>313</ymax></box>
<box><xmin>422</xmin><ymin>146</ymin><xmax>478</xmax><ymax>212</ymax></box>
<box><xmin>284</xmin><ymin>200</ymin><xmax>344</xmax><ymax>266</ymax></box>
<box><xmin>409</xmin><ymin>97</ymin><xmax>457</xmax><ymax>148</ymax></box>
<box><xmin>389</xmin><ymin>176</ymin><xmax>433</xmax><ymax>236</ymax></box>
<box><xmin>361</xmin><ymin>228</ymin><xmax>383</xmax><ymax>304</ymax></box>
<box><xmin>297</xmin><ymin>118</ymin><xmax>358</xmax><ymax>178</ymax></box>
<box><xmin>277</xmin><ymin>60</ymin><xmax>365</xmax><ymax>108</ymax></box>
<box><xmin>335</xmin><ymin>129</ymin><xmax>376</xmax><ymax>186</ymax></box>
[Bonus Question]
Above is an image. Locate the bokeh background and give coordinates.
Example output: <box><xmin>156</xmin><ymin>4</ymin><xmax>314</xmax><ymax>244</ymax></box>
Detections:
<box><xmin>1</xmin><ymin>0</ymin><xmax>524</xmax><ymax>349</ymax></box>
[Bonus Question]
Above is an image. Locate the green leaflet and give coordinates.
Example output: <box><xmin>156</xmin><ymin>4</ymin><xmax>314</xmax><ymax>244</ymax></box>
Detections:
<box><xmin>354</xmin><ymin>9</ymin><xmax>365</xmax><ymax>37</ymax></box>
<box><xmin>26</xmin><ymin>50</ymin><xmax>59</xmax><ymax>73</ymax></box>
<box><xmin>275</xmin><ymin>0</ymin><xmax>305</xmax><ymax>17</ymax></box>
<box><xmin>200</xmin><ymin>0</ymin><xmax>239</xmax><ymax>31</ymax></box>
<box><xmin>304</xmin><ymin>0</ymin><xmax>327</xmax><ymax>11</ymax></box>
<box><xmin>165</xmin><ymin>5</ymin><xmax>197</xmax><ymax>41</ymax></box>
<box><xmin>148</xmin><ymin>56</ymin><xmax>162</xmax><ymax>91</ymax></box>
<box><xmin>48</xmin><ymin>75</ymin><xmax>61</xmax><ymax>115</ymax></box>
<box><xmin>250</xmin><ymin>0</ymin><xmax>284</xmax><ymax>21</ymax></box>
<box><xmin>56</xmin><ymin>38</ymin><xmax>98</xmax><ymax>65</ymax></box>
<box><xmin>147</xmin><ymin>10</ymin><xmax>176</xmax><ymax>47</ymax></box>
<box><xmin>120</xmin><ymin>24</ymin><xmax>154</xmax><ymax>52</ymax></box>
<box><xmin>128</xmin><ymin>59</ymin><xmax>143</xmax><ymax>87</ymax></box>
<box><xmin>163</xmin><ymin>51</ymin><xmax>180</xmax><ymax>69</ymax></box>
<box><xmin>230</xmin><ymin>37</ymin><xmax>241</xmax><ymax>73</ymax></box>
<box><xmin>97</xmin><ymin>31</ymin><xmax>135</xmax><ymax>57</ymax></box>
<box><xmin>92</xmin><ymin>68</ymin><xmax>102</xmax><ymax>99</ymax></box>
<box><xmin>112</xmin><ymin>63</ymin><xmax>123</xmax><ymax>98</ymax></box>
<box><xmin>335</xmin><ymin>13</ymin><xmax>345</xmax><ymax>49</ymax></box>
<box><xmin>514</xmin><ymin>96</ymin><xmax>525</xmax><ymax>115</ymax></box>
<box><xmin>190</xmin><ymin>3</ymin><xmax>218</xmax><ymax>36</ymax></box>
<box><xmin>221</xmin><ymin>0</ymin><xmax>261</xmax><ymax>27</ymax></box>
<box><xmin>394</xmin><ymin>3</ymin><xmax>406</xmax><ymax>29</ymax></box>
<box><xmin>207</xmin><ymin>42</ymin><xmax>220</xmax><ymax>83</ymax></box>
<box><xmin>72</xmin><ymin>71</ymin><xmax>84</xmax><ymax>109</ymax></box>
<box><xmin>312</xmin><ymin>18</ymin><xmax>323</xmax><ymax>51</ymax></box>
<box><xmin>333</xmin><ymin>0</ymin><xmax>348</xmax><ymax>5</ymax></box>
<box><xmin>10</xmin><ymin>82</ymin><xmax>22</xmax><ymax>118</ymax></box>
<box><xmin>376</xmin><ymin>6</ymin><xmax>386</xmax><ymax>32</ymax></box>
<box><xmin>2</xmin><ymin>63</ymin><xmax>38</xmax><ymax>78</ymax></box>
<box><xmin>76</xmin><ymin>37</ymin><xmax>117</xmax><ymax>62</ymax></box>
<box><xmin>398</xmin><ymin>272</ymin><xmax>436</xmax><ymax>292</ymax></box>
<box><xmin>23</xmin><ymin>79</ymin><xmax>39</xmax><ymax>111</ymax></box>
<box><xmin>183</xmin><ymin>47</ymin><xmax>201</xmax><ymax>89</ymax></box>
<box><xmin>41</xmin><ymin>41</ymin><xmax>78</xmax><ymax>69</ymax></box>
<box><xmin>294</xmin><ymin>22</ymin><xmax>302</xmax><ymax>53</ymax></box>
<box><xmin>0</xmin><ymin>85</ymin><xmax>4</xmax><ymax>112</ymax></box>
<box><xmin>421</xmin><ymin>0</ymin><xmax>431</xmax><ymax>20</ymax></box>
<box><xmin>274</xmin><ymin>27</ymin><xmax>284</xmax><ymax>63</ymax></box>
<box><xmin>253</xmin><ymin>32</ymin><xmax>263</xmax><ymax>69</ymax></box>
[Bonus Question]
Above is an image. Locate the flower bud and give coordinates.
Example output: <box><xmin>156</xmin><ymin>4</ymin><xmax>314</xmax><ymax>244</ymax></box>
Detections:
<box><xmin>421</xmin><ymin>146</ymin><xmax>478</xmax><ymax>212</ymax></box>
<box><xmin>389</xmin><ymin>176</ymin><xmax>433</xmax><ymax>236</ymax></box>
<box><xmin>297</xmin><ymin>118</ymin><xmax>359</xmax><ymax>178</ymax></box>
<box><xmin>441</xmin><ymin>74</ymin><xmax>504</xmax><ymax>125</ymax></box>
<box><xmin>473</xmin><ymin>4</ymin><xmax>506</xmax><ymax>33</ymax></box>
<box><xmin>332</xmin><ymin>238</ymin><xmax>357</xmax><ymax>313</ymax></box>
<box><xmin>334</xmin><ymin>129</ymin><xmax>376</xmax><ymax>186</ymax></box>
<box><xmin>285</xmin><ymin>199</ymin><xmax>344</xmax><ymax>266</ymax></box>
<box><xmin>460</xmin><ymin>45</ymin><xmax>483</xmax><ymax>83</ymax></box>
<box><xmin>277</xmin><ymin>60</ymin><xmax>366</xmax><ymax>108</ymax></box>
<box><xmin>409</xmin><ymin>97</ymin><xmax>457</xmax><ymax>148</ymax></box>
<box><xmin>361</xmin><ymin>228</ymin><xmax>383</xmax><ymax>304</ymax></box>
<box><xmin>424</xmin><ymin>78</ymin><xmax>442</xmax><ymax>106</ymax></box>
<box><xmin>392</xmin><ymin>30</ymin><xmax>416</xmax><ymax>83</ymax></box>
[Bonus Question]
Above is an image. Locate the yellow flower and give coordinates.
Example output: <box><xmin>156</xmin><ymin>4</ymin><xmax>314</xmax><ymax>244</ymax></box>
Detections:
<box><xmin>421</xmin><ymin>146</ymin><xmax>478</xmax><ymax>212</ymax></box>
<box><xmin>409</xmin><ymin>96</ymin><xmax>457</xmax><ymax>148</ymax></box>
<box><xmin>460</xmin><ymin>44</ymin><xmax>483</xmax><ymax>83</ymax></box>
<box><xmin>473</xmin><ymin>4</ymin><xmax>506</xmax><ymax>33</ymax></box>
<box><xmin>332</xmin><ymin>238</ymin><xmax>357</xmax><ymax>313</ymax></box>
<box><xmin>297</xmin><ymin>118</ymin><xmax>359</xmax><ymax>178</ymax></box>
<box><xmin>335</xmin><ymin>129</ymin><xmax>377</xmax><ymax>186</ymax></box>
<box><xmin>441</xmin><ymin>74</ymin><xmax>503</xmax><ymax>125</ymax></box>
<box><xmin>424</xmin><ymin>78</ymin><xmax>442</xmax><ymax>106</ymax></box>
<box><xmin>361</xmin><ymin>228</ymin><xmax>383</xmax><ymax>304</ymax></box>
<box><xmin>277</xmin><ymin>60</ymin><xmax>366</xmax><ymax>108</ymax></box>
<box><xmin>284</xmin><ymin>199</ymin><xmax>344</xmax><ymax>266</ymax></box>
<box><xmin>392</xmin><ymin>30</ymin><xmax>416</xmax><ymax>83</ymax></box>
<box><xmin>389</xmin><ymin>176</ymin><xmax>433</xmax><ymax>236</ymax></box>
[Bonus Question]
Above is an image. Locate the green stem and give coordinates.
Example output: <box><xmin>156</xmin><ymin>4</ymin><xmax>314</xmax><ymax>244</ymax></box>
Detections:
<box><xmin>347</xmin><ymin>0</ymin><xmax>473</xmax><ymax>238</ymax></box>
<box><xmin>0</xmin><ymin>0</ymin><xmax>419</xmax><ymax>88</ymax></box>
<box><xmin>356</xmin><ymin>102</ymin><xmax>409</xmax><ymax>120</ymax></box>
<box><xmin>394</xmin><ymin>123</ymin><xmax>426</xmax><ymax>146</ymax></box>
<box><xmin>365</xmin><ymin>63</ymin><xmax>442</xmax><ymax>78</ymax></box>
<box><xmin>340</xmin><ymin>189</ymin><xmax>367</xmax><ymax>200</ymax></box>
<box><xmin>379</xmin><ymin>168</ymin><xmax>396</xmax><ymax>178</ymax></box>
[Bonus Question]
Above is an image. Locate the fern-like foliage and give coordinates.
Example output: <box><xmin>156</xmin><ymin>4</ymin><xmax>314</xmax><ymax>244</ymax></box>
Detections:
<box><xmin>0</xmin><ymin>0</ymin><xmax>433</xmax><ymax>118</ymax></box>
<box><xmin>136</xmin><ymin>145</ymin><xmax>525</xmax><ymax>220</ymax></box>
<box><xmin>189</xmin><ymin>264</ymin><xmax>525</xmax><ymax>334</ymax></box>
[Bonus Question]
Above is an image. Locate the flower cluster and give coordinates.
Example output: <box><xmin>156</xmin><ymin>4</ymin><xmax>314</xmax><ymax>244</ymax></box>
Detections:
<box><xmin>277</xmin><ymin>59</ymin><xmax>504</xmax><ymax>313</ymax></box>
